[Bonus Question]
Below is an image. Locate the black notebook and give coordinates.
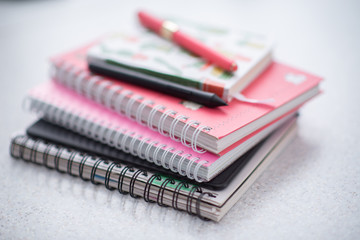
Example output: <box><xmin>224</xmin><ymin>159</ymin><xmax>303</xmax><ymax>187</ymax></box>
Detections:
<box><xmin>26</xmin><ymin>119</ymin><xmax>267</xmax><ymax>190</ymax></box>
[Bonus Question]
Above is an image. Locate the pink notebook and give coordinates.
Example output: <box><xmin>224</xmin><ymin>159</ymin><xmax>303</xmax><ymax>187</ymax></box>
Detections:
<box><xmin>25</xmin><ymin>81</ymin><xmax>296</xmax><ymax>182</ymax></box>
<box><xmin>50</xmin><ymin>44</ymin><xmax>322</xmax><ymax>154</ymax></box>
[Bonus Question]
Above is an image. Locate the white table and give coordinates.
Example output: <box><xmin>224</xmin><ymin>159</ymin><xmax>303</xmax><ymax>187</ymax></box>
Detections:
<box><xmin>1</xmin><ymin>0</ymin><xmax>359</xmax><ymax>239</ymax></box>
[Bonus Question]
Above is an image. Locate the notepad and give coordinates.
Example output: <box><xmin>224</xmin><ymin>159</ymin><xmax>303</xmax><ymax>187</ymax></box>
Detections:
<box><xmin>87</xmin><ymin>26</ymin><xmax>273</xmax><ymax>101</ymax></box>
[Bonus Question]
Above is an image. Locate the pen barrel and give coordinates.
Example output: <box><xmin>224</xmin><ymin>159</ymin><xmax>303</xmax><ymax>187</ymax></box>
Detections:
<box><xmin>173</xmin><ymin>31</ymin><xmax>237</xmax><ymax>71</ymax></box>
<box><xmin>88</xmin><ymin>63</ymin><xmax>227</xmax><ymax>108</ymax></box>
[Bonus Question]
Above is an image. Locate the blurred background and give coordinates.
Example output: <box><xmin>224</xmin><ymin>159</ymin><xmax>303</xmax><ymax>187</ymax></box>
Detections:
<box><xmin>1</xmin><ymin>0</ymin><xmax>359</xmax><ymax>239</ymax></box>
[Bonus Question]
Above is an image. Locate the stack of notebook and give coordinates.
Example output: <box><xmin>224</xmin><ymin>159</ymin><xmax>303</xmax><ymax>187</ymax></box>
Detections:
<box><xmin>10</xmin><ymin>13</ymin><xmax>322</xmax><ymax>222</ymax></box>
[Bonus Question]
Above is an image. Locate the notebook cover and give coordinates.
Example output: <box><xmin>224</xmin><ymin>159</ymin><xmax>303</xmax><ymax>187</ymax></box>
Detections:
<box><xmin>26</xmin><ymin>119</ymin><xmax>265</xmax><ymax>190</ymax></box>
<box><xmin>51</xmin><ymin>44</ymin><xmax>321</xmax><ymax>142</ymax></box>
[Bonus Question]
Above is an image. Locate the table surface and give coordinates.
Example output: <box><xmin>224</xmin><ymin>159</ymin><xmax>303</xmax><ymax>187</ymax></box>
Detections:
<box><xmin>1</xmin><ymin>0</ymin><xmax>359</xmax><ymax>239</ymax></box>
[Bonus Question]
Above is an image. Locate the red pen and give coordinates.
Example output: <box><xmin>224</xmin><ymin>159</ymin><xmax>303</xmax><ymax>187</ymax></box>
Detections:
<box><xmin>137</xmin><ymin>11</ymin><xmax>238</xmax><ymax>72</ymax></box>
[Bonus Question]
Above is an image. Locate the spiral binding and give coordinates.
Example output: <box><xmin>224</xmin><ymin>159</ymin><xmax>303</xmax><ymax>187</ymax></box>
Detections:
<box><xmin>10</xmin><ymin>135</ymin><xmax>216</xmax><ymax>220</ymax></box>
<box><xmin>157</xmin><ymin>178</ymin><xmax>175</xmax><ymax>207</ymax></box>
<box><xmin>29</xmin><ymin>139</ymin><xmax>41</xmax><ymax>164</ymax></box>
<box><xmin>143</xmin><ymin>175</ymin><xmax>161</xmax><ymax>203</ymax></box>
<box><xmin>104</xmin><ymin>162</ymin><xmax>117</xmax><ymax>190</ymax></box>
<box><xmin>25</xmin><ymin>96</ymin><xmax>209</xmax><ymax>182</ymax></box>
<box><xmin>43</xmin><ymin>142</ymin><xmax>54</xmax><ymax>169</ymax></box>
<box><xmin>67</xmin><ymin>151</ymin><xmax>78</xmax><ymax>176</ymax></box>
<box><xmin>90</xmin><ymin>159</ymin><xmax>103</xmax><ymax>184</ymax></box>
<box><xmin>129</xmin><ymin>169</ymin><xmax>147</xmax><ymax>198</ymax></box>
<box><xmin>51</xmin><ymin>61</ymin><xmax>211</xmax><ymax>153</ymax></box>
<box><xmin>54</xmin><ymin>147</ymin><xmax>65</xmax><ymax>172</ymax></box>
<box><xmin>79</xmin><ymin>155</ymin><xmax>91</xmax><ymax>181</ymax></box>
<box><xmin>172</xmin><ymin>182</ymin><xmax>189</xmax><ymax>210</ymax></box>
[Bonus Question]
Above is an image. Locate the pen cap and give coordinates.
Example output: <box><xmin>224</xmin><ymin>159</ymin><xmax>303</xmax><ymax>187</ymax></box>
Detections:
<box><xmin>138</xmin><ymin>11</ymin><xmax>163</xmax><ymax>34</ymax></box>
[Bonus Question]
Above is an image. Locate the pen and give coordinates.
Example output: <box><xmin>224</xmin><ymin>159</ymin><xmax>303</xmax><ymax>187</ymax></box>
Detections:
<box><xmin>137</xmin><ymin>10</ymin><xmax>238</xmax><ymax>72</ymax></box>
<box><xmin>88</xmin><ymin>61</ymin><xmax>227</xmax><ymax>108</ymax></box>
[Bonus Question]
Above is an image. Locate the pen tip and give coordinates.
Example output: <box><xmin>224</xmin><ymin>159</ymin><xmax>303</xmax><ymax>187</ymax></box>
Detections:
<box><xmin>211</xmin><ymin>94</ymin><xmax>228</xmax><ymax>107</ymax></box>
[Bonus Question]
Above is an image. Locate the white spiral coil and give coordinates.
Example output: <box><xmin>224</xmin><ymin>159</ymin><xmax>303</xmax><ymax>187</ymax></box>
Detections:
<box><xmin>169</xmin><ymin>115</ymin><xmax>188</xmax><ymax>142</ymax></box>
<box><xmin>144</xmin><ymin>140</ymin><xmax>158</xmax><ymax>163</ymax></box>
<box><xmin>158</xmin><ymin>109</ymin><xmax>177</xmax><ymax>136</ymax></box>
<box><xmin>181</xmin><ymin>120</ymin><xmax>199</xmax><ymax>147</ymax></box>
<box><xmin>147</xmin><ymin>104</ymin><xmax>165</xmax><ymax>131</ymax></box>
<box><xmin>185</xmin><ymin>156</ymin><xmax>199</xmax><ymax>180</ymax></box>
<box><xmin>129</xmin><ymin>134</ymin><xmax>141</xmax><ymax>156</ymax></box>
<box><xmin>135</xmin><ymin>100</ymin><xmax>154</xmax><ymax>126</ymax></box>
<box><xmin>137</xmin><ymin>137</ymin><xmax>150</xmax><ymax>159</ymax></box>
<box><xmin>152</xmin><ymin>144</ymin><xmax>167</xmax><ymax>166</ymax></box>
<box><xmin>168</xmin><ymin>150</ymin><xmax>184</xmax><ymax>172</ymax></box>
<box><xmin>125</xmin><ymin>95</ymin><xmax>143</xmax><ymax>120</ymax></box>
<box><xmin>160</xmin><ymin>147</ymin><xmax>175</xmax><ymax>169</ymax></box>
